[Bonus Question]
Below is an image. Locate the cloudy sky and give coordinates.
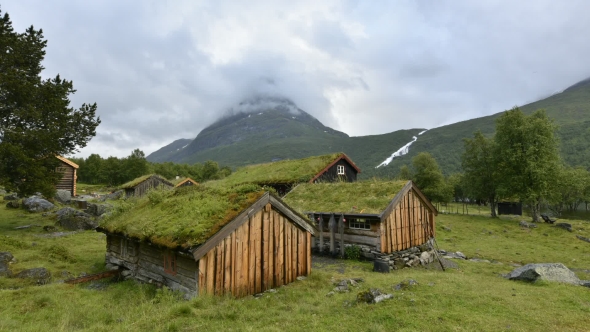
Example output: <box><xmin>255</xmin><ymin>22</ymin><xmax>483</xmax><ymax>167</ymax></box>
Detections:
<box><xmin>3</xmin><ymin>1</ymin><xmax>590</xmax><ymax>158</ymax></box>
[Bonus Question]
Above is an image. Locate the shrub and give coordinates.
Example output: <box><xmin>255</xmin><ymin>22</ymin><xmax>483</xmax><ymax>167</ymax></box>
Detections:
<box><xmin>344</xmin><ymin>245</ymin><xmax>362</xmax><ymax>260</ymax></box>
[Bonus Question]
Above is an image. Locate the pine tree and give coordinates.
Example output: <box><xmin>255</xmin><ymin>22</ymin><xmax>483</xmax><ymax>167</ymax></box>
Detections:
<box><xmin>0</xmin><ymin>9</ymin><xmax>100</xmax><ymax>197</ymax></box>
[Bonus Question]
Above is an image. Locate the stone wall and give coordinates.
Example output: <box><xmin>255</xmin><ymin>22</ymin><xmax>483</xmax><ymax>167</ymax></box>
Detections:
<box><xmin>314</xmin><ymin>237</ymin><xmax>437</xmax><ymax>270</ymax></box>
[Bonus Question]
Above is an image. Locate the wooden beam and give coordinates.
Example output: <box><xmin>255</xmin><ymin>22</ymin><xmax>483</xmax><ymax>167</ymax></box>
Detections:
<box><xmin>329</xmin><ymin>214</ymin><xmax>336</xmax><ymax>255</ymax></box>
<box><xmin>338</xmin><ymin>214</ymin><xmax>345</xmax><ymax>258</ymax></box>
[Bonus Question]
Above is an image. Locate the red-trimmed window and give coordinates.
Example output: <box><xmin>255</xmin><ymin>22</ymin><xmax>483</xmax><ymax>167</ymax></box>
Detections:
<box><xmin>163</xmin><ymin>252</ymin><xmax>177</xmax><ymax>276</ymax></box>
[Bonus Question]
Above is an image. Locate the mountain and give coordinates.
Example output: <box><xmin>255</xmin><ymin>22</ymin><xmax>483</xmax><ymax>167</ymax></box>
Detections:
<box><xmin>147</xmin><ymin>96</ymin><xmax>424</xmax><ymax>174</ymax></box>
<box><xmin>148</xmin><ymin>78</ymin><xmax>590</xmax><ymax>177</ymax></box>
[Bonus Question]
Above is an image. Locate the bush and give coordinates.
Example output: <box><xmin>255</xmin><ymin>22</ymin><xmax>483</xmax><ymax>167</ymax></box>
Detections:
<box><xmin>344</xmin><ymin>245</ymin><xmax>362</xmax><ymax>260</ymax></box>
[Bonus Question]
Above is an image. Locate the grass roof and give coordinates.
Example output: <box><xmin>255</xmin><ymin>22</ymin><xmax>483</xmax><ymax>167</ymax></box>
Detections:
<box><xmin>119</xmin><ymin>174</ymin><xmax>171</xmax><ymax>189</ymax></box>
<box><xmin>208</xmin><ymin>153</ymin><xmax>345</xmax><ymax>187</ymax></box>
<box><xmin>100</xmin><ymin>184</ymin><xmax>266</xmax><ymax>249</ymax></box>
<box><xmin>283</xmin><ymin>180</ymin><xmax>408</xmax><ymax>215</ymax></box>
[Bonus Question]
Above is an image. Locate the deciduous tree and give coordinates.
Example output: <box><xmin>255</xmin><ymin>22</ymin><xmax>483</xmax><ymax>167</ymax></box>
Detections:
<box><xmin>462</xmin><ymin>131</ymin><xmax>499</xmax><ymax>217</ymax></box>
<box><xmin>494</xmin><ymin>108</ymin><xmax>560</xmax><ymax>222</ymax></box>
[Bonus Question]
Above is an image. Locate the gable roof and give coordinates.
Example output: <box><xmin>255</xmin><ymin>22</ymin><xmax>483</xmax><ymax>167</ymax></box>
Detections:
<box><xmin>207</xmin><ymin>153</ymin><xmax>360</xmax><ymax>188</ymax></box>
<box><xmin>99</xmin><ymin>184</ymin><xmax>315</xmax><ymax>250</ymax></box>
<box><xmin>283</xmin><ymin>180</ymin><xmax>437</xmax><ymax>217</ymax></box>
<box><xmin>56</xmin><ymin>156</ymin><xmax>79</xmax><ymax>169</ymax></box>
<box><xmin>174</xmin><ymin>177</ymin><xmax>199</xmax><ymax>188</ymax></box>
<box><xmin>119</xmin><ymin>174</ymin><xmax>174</xmax><ymax>189</ymax></box>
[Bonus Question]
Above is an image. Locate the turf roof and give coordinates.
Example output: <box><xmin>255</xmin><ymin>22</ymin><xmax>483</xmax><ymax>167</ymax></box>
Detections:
<box><xmin>119</xmin><ymin>174</ymin><xmax>172</xmax><ymax>189</ymax></box>
<box><xmin>283</xmin><ymin>180</ymin><xmax>408</xmax><ymax>215</ymax></box>
<box><xmin>100</xmin><ymin>184</ymin><xmax>266</xmax><ymax>249</ymax></box>
<box><xmin>209</xmin><ymin>153</ymin><xmax>347</xmax><ymax>187</ymax></box>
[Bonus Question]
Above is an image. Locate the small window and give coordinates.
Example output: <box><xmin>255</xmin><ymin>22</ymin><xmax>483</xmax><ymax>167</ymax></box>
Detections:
<box><xmin>337</xmin><ymin>165</ymin><xmax>345</xmax><ymax>175</ymax></box>
<box><xmin>163</xmin><ymin>252</ymin><xmax>177</xmax><ymax>276</ymax></box>
<box><xmin>349</xmin><ymin>218</ymin><xmax>371</xmax><ymax>230</ymax></box>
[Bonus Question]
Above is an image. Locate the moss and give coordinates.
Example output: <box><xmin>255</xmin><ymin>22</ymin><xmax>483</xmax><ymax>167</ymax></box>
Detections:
<box><xmin>206</xmin><ymin>153</ymin><xmax>346</xmax><ymax>188</ymax></box>
<box><xmin>283</xmin><ymin>180</ymin><xmax>408</xmax><ymax>214</ymax></box>
<box><xmin>100</xmin><ymin>184</ymin><xmax>266</xmax><ymax>249</ymax></box>
<box><xmin>119</xmin><ymin>174</ymin><xmax>172</xmax><ymax>189</ymax></box>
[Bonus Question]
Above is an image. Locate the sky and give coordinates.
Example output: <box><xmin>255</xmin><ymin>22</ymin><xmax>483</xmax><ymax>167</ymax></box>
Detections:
<box><xmin>3</xmin><ymin>1</ymin><xmax>590</xmax><ymax>158</ymax></box>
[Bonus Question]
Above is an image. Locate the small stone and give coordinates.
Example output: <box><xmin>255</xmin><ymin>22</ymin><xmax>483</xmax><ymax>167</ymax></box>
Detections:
<box><xmin>296</xmin><ymin>276</ymin><xmax>307</xmax><ymax>281</ymax></box>
<box><xmin>16</xmin><ymin>267</ymin><xmax>51</xmax><ymax>285</ymax></box>
<box><xmin>455</xmin><ymin>252</ymin><xmax>466</xmax><ymax>259</ymax></box>
<box><xmin>326</xmin><ymin>291</ymin><xmax>335</xmax><ymax>297</ymax></box>
<box><xmin>442</xmin><ymin>226</ymin><xmax>451</xmax><ymax>231</ymax></box>
<box><xmin>555</xmin><ymin>223</ymin><xmax>573</xmax><ymax>232</ymax></box>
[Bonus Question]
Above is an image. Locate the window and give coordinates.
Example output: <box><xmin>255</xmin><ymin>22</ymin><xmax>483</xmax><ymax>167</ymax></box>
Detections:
<box><xmin>337</xmin><ymin>165</ymin><xmax>345</xmax><ymax>175</ymax></box>
<box><xmin>349</xmin><ymin>218</ymin><xmax>371</xmax><ymax>230</ymax></box>
<box><xmin>163</xmin><ymin>252</ymin><xmax>177</xmax><ymax>276</ymax></box>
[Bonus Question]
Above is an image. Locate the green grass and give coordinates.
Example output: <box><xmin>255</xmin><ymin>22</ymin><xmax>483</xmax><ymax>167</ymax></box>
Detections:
<box><xmin>283</xmin><ymin>180</ymin><xmax>407</xmax><ymax>214</ymax></box>
<box><xmin>1</xmin><ymin>204</ymin><xmax>590</xmax><ymax>331</ymax></box>
<box><xmin>207</xmin><ymin>153</ymin><xmax>346</xmax><ymax>187</ymax></box>
<box><xmin>100</xmin><ymin>184</ymin><xmax>266</xmax><ymax>248</ymax></box>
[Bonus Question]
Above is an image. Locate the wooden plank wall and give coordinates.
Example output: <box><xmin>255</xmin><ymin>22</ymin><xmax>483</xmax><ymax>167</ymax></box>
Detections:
<box><xmin>380</xmin><ymin>189</ymin><xmax>436</xmax><ymax>253</ymax></box>
<box><xmin>198</xmin><ymin>204</ymin><xmax>311</xmax><ymax>297</ymax></box>
<box><xmin>56</xmin><ymin>161</ymin><xmax>75</xmax><ymax>196</ymax></box>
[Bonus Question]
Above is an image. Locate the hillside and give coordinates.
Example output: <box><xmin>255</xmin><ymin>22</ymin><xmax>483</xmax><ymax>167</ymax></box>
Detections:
<box><xmin>148</xmin><ymin>77</ymin><xmax>590</xmax><ymax>176</ymax></box>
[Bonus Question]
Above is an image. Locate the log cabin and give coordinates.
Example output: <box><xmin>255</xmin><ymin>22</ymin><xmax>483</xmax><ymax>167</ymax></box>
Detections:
<box><xmin>55</xmin><ymin>156</ymin><xmax>79</xmax><ymax>196</ymax></box>
<box><xmin>97</xmin><ymin>184</ymin><xmax>316</xmax><ymax>298</ymax></box>
<box><xmin>174</xmin><ymin>177</ymin><xmax>199</xmax><ymax>188</ymax></box>
<box><xmin>208</xmin><ymin>153</ymin><xmax>361</xmax><ymax>196</ymax></box>
<box><xmin>120</xmin><ymin>174</ymin><xmax>174</xmax><ymax>197</ymax></box>
<box><xmin>283</xmin><ymin>180</ymin><xmax>437</xmax><ymax>257</ymax></box>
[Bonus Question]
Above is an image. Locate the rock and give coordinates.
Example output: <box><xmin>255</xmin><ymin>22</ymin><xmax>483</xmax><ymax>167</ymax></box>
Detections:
<box><xmin>506</xmin><ymin>263</ymin><xmax>580</xmax><ymax>285</ymax></box>
<box><xmin>519</xmin><ymin>221</ymin><xmax>537</xmax><ymax>229</ymax></box>
<box><xmin>580</xmin><ymin>280</ymin><xmax>590</xmax><ymax>288</ymax></box>
<box><xmin>325</xmin><ymin>291</ymin><xmax>335</xmax><ymax>297</ymax></box>
<box><xmin>14</xmin><ymin>224</ymin><xmax>39</xmax><ymax>230</ymax></box>
<box><xmin>296</xmin><ymin>276</ymin><xmax>307</xmax><ymax>281</ymax></box>
<box><xmin>455</xmin><ymin>252</ymin><xmax>466</xmax><ymax>259</ymax></box>
<box><xmin>555</xmin><ymin>223</ymin><xmax>573</xmax><ymax>232</ymax></box>
<box><xmin>3</xmin><ymin>193</ymin><xmax>18</xmax><ymax>201</ymax></box>
<box><xmin>419</xmin><ymin>251</ymin><xmax>431</xmax><ymax>265</ymax></box>
<box><xmin>56</xmin><ymin>207</ymin><xmax>97</xmax><ymax>230</ymax></box>
<box><xmin>393</xmin><ymin>279</ymin><xmax>418</xmax><ymax>291</ymax></box>
<box><xmin>373</xmin><ymin>259</ymin><xmax>390</xmax><ymax>273</ymax></box>
<box><xmin>85</xmin><ymin>203</ymin><xmax>112</xmax><ymax>217</ymax></box>
<box><xmin>442</xmin><ymin>226</ymin><xmax>451</xmax><ymax>231</ymax></box>
<box><xmin>54</xmin><ymin>190</ymin><xmax>72</xmax><ymax>204</ymax></box>
<box><xmin>0</xmin><ymin>252</ymin><xmax>14</xmax><ymax>277</ymax></box>
<box><xmin>6</xmin><ymin>201</ymin><xmax>20</xmax><ymax>209</ymax></box>
<box><xmin>576</xmin><ymin>235</ymin><xmax>590</xmax><ymax>244</ymax></box>
<box><xmin>469</xmin><ymin>258</ymin><xmax>491</xmax><ymax>263</ymax></box>
<box><xmin>99</xmin><ymin>190</ymin><xmax>123</xmax><ymax>202</ymax></box>
<box><xmin>22</xmin><ymin>196</ymin><xmax>55</xmax><ymax>212</ymax></box>
<box><xmin>15</xmin><ymin>267</ymin><xmax>51</xmax><ymax>285</ymax></box>
<box><xmin>356</xmin><ymin>289</ymin><xmax>393</xmax><ymax>304</ymax></box>
<box><xmin>0</xmin><ymin>188</ymin><xmax>6</xmax><ymax>195</ymax></box>
<box><xmin>43</xmin><ymin>225</ymin><xmax>58</xmax><ymax>232</ymax></box>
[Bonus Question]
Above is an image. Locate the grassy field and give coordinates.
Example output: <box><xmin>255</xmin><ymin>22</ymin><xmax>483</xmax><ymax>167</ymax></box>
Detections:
<box><xmin>1</xmin><ymin>204</ymin><xmax>589</xmax><ymax>331</ymax></box>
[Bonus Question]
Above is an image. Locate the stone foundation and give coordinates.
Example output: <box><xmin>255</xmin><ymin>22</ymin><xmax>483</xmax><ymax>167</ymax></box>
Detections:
<box><xmin>314</xmin><ymin>238</ymin><xmax>437</xmax><ymax>270</ymax></box>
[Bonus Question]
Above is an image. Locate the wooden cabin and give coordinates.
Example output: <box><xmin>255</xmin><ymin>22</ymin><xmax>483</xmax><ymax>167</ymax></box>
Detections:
<box><xmin>211</xmin><ymin>153</ymin><xmax>361</xmax><ymax>196</ymax></box>
<box><xmin>498</xmin><ymin>202</ymin><xmax>522</xmax><ymax>216</ymax></box>
<box><xmin>283</xmin><ymin>180</ymin><xmax>437</xmax><ymax>256</ymax></box>
<box><xmin>55</xmin><ymin>156</ymin><xmax>79</xmax><ymax>196</ymax></box>
<box><xmin>174</xmin><ymin>178</ymin><xmax>199</xmax><ymax>188</ymax></box>
<box><xmin>98</xmin><ymin>185</ymin><xmax>316</xmax><ymax>298</ymax></box>
<box><xmin>120</xmin><ymin>174</ymin><xmax>174</xmax><ymax>197</ymax></box>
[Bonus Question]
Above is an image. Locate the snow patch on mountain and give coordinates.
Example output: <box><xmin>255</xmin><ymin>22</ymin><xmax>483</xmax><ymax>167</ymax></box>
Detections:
<box><xmin>376</xmin><ymin>130</ymin><xmax>428</xmax><ymax>168</ymax></box>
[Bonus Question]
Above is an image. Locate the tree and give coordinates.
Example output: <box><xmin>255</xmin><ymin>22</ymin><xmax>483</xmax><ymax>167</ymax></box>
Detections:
<box><xmin>411</xmin><ymin>152</ymin><xmax>452</xmax><ymax>203</ymax></box>
<box><xmin>0</xmin><ymin>10</ymin><xmax>100</xmax><ymax>196</ymax></box>
<box><xmin>550</xmin><ymin>166</ymin><xmax>590</xmax><ymax>214</ymax></box>
<box><xmin>462</xmin><ymin>131</ymin><xmax>499</xmax><ymax>217</ymax></box>
<box><xmin>396</xmin><ymin>165</ymin><xmax>412</xmax><ymax>180</ymax></box>
<box><xmin>123</xmin><ymin>149</ymin><xmax>149</xmax><ymax>181</ymax></box>
<box><xmin>494</xmin><ymin>108</ymin><xmax>560</xmax><ymax>222</ymax></box>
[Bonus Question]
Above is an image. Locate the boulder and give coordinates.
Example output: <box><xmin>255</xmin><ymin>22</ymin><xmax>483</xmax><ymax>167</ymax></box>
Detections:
<box><xmin>3</xmin><ymin>193</ymin><xmax>18</xmax><ymax>201</ymax></box>
<box><xmin>356</xmin><ymin>288</ymin><xmax>393</xmax><ymax>304</ymax></box>
<box><xmin>16</xmin><ymin>267</ymin><xmax>51</xmax><ymax>285</ymax></box>
<box><xmin>506</xmin><ymin>263</ymin><xmax>580</xmax><ymax>285</ymax></box>
<box><xmin>6</xmin><ymin>201</ymin><xmax>20</xmax><ymax>209</ymax></box>
<box><xmin>519</xmin><ymin>221</ymin><xmax>537</xmax><ymax>229</ymax></box>
<box><xmin>22</xmin><ymin>196</ymin><xmax>54</xmax><ymax>212</ymax></box>
<box><xmin>580</xmin><ymin>280</ymin><xmax>590</xmax><ymax>288</ymax></box>
<box><xmin>555</xmin><ymin>223</ymin><xmax>573</xmax><ymax>232</ymax></box>
<box><xmin>85</xmin><ymin>203</ymin><xmax>112</xmax><ymax>216</ymax></box>
<box><xmin>54</xmin><ymin>190</ymin><xmax>72</xmax><ymax>204</ymax></box>
<box><xmin>99</xmin><ymin>190</ymin><xmax>123</xmax><ymax>202</ymax></box>
<box><xmin>0</xmin><ymin>252</ymin><xmax>14</xmax><ymax>277</ymax></box>
<box><xmin>56</xmin><ymin>207</ymin><xmax>97</xmax><ymax>230</ymax></box>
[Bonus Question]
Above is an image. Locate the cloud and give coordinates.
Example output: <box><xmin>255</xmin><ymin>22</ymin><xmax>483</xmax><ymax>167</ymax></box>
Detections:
<box><xmin>2</xmin><ymin>0</ymin><xmax>590</xmax><ymax>158</ymax></box>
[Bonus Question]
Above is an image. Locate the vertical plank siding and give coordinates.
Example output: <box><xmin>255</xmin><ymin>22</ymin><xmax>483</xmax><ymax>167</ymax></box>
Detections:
<box><xmin>198</xmin><ymin>206</ymin><xmax>312</xmax><ymax>297</ymax></box>
<box><xmin>380</xmin><ymin>188</ymin><xmax>436</xmax><ymax>254</ymax></box>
